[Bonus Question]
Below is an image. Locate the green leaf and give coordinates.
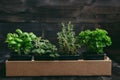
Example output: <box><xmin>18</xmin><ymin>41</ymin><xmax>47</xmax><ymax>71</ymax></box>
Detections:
<box><xmin>15</xmin><ymin>38</ymin><xmax>23</xmax><ymax>42</ymax></box>
<box><xmin>16</xmin><ymin>29</ymin><xmax>23</xmax><ymax>34</ymax></box>
<box><xmin>9</xmin><ymin>41</ymin><xmax>17</xmax><ymax>44</ymax></box>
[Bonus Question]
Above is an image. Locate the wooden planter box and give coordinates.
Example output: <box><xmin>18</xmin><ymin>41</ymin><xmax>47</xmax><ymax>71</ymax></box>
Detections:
<box><xmin>6</xmin><ymin>57</ymin><xmax>111</xmax><ymax>76</ymax></box>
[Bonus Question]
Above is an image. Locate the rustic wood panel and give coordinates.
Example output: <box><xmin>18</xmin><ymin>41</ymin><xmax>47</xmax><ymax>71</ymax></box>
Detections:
<box><xmin>0</xmin><ymin>0</ymin><xmax>120</xmax><ymax>22</ymax></box>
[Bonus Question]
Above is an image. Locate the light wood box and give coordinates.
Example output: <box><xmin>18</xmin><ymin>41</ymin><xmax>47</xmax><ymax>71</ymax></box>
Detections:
<box><xmin>6</xmin><ymin>57</ymin><xmax>111</xmax><ymax>76</ymax></box>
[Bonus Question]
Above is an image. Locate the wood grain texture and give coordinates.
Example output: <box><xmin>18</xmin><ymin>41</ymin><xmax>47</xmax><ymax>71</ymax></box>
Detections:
<box><xmin>0</xmin><ymin>0</ymin><xmax>120</xmax><ymax>22</ymax></box>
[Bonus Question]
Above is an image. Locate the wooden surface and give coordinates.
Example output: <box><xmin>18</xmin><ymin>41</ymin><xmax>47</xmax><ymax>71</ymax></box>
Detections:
<box><xmin>0</xmin><ymin>0</ymin><xmax>120</xmax><ymax>23</ymax></box>
<box><xmin>6</xmin><ymin>58</ymin><xmax>111</xmax><ymax>76</ymax></box>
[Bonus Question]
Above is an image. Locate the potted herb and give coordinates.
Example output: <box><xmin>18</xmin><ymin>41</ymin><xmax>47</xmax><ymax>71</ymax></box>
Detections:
<box><xmin>6</xmin><ymin>26</ymin><xmax>112</xmax><ymax>76</ymax></box>
<box><xmin>57</xmin><ymin>22</ymin><xmax>80</xmax><ymax>60</ymax></box>
<box><xmin>78</xmin><ymin>28</ymin><xmax>112</xmax><ymax>60</ymax></box>
<box><xmin>5</xmin><ymin>29</ymin><xmax>37</xmax><ymax>60</ymax></box>
<box><xmin>32</xmin><ymin>37</ymin><xmax>58</xmax><ymax>60</ymax></box>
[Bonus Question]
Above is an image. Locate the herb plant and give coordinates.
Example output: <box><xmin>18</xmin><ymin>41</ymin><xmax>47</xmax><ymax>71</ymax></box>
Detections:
<box><xmin>32</xmin><ymin>37</ymin><xmax>58</xmax><ymax>57</ymax></box>
<box><xmin>57</xmin><ymin>22</ymin><xmax>79</xmax><ymax>55</ymax></box>
<box><xmin>6</xmin><ymin>29</ymin><xmax>37</xmax><ymax>55</ymax></box>
<box><xmin>78</xmin><ymin>28</ymin><xmax>112</xmax><ymax>54</ymax></box>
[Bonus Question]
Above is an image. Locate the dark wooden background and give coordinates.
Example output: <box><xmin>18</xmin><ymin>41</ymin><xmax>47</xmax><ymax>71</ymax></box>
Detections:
<box><xmin>0</xmin><ymin>0</ymin><xmax>120</xmax><ymax>62</ymax></box>
<box><xmin>0</xmin><ymin>0</ymin><xmax>120</xmax><ymax>80</ymax></box>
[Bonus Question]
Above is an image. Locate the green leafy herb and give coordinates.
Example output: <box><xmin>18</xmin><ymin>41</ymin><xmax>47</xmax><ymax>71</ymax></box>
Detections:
<box><xmin>5</xmin><ymin>29</ymin><xmax>37</xmax><ymax>55</ymax></box>
<box><xmin>57</xmin><ymin>21</ymin><xmax>79</xmax><ymax>55</ymax></box>
<box><xmin>78</xmin><ymin>28</ymin><xmax>112</xmax><ymax>54</ymax></box>
<box><xmin>32</xmin><ymin>37</ymin><xmax>58</xmax><ymax>57</ymax></box>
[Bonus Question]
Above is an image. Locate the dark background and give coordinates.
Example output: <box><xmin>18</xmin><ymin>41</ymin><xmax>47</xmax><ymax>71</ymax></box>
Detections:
<box><xmin>0</xmin><ymin>0</ymin><xmax>120</xmax><ymax>63</ymax></box>
<box><xmin>0</xmin><ymin>0</ymin><xmax>120</xmax><ymax>80</ymax></box>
